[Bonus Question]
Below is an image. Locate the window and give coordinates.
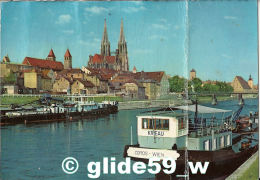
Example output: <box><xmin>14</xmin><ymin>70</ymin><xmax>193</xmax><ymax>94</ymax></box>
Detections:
<box><xmin>162</xmin><ymin>120</ymin><xmax>169</xmax><ymax>130</ymax></box>
<box><xmin>220</xmin><ymin>136</ymin><xmax>224</xmax><ymax>148</ymax></box>
<box><xmin>178</xmin><ymin>118</ymin><xmax>185</xmax><ymax>130</ymax></box>
<box><xmin>142</xmin><ymin>118</ymin><xmax>148</xmax><ymax>129</ymax></box>
<box><xmin>226</xmin><ymin>135</ymin><xmax>231</xmax><ymax>146</ymax></box>
<box><xmin>149</xmin><ymin>119</ymin><xmax>154</xmax><ymax>129</ymax></box>
<box><xmin>204</xmin><ymin>140</ymin><xmax>210</xmax><ymax>151</ymax></box>
<box><xmin>156</xmin><ymin>119</ymin><xmax>162</xmax><ymax>129</ymax></box>
<box><xmin>142</xmin><ymin>118</ymin><xmax>169</xmax><ymax>130</ymax></box>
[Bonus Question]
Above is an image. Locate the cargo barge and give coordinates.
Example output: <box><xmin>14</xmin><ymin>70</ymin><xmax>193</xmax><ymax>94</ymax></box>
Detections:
<box><xmin>0</xmin><ymin>100</ymin><xmax>118</xmax><ymax>126</ymax></box>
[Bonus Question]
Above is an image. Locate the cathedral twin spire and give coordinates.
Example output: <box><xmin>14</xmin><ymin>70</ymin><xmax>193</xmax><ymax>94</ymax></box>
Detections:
<box><xmin>118</xmin><ymin>19</ymin><xmax>127</xmax><ymax>55</ymax></box>
<box><xmin>101</xmin><ymin>19</ymin><xmax>111</xmax><ymax>56</ymax></box>
<box><xmin>101</xmin><ymin>19</ymin><xmax>127</xmax><ymax>56</ymax></box>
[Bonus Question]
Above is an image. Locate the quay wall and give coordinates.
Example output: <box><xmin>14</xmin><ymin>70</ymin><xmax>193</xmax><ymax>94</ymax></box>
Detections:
<box><xmin>225</xmin><ymin>151</ymin><xmax>258</xmax><ymax>180</ymax></box>
<box><xmin>118</xmin><ymin>99</ymin><xmax>190</xmax><ymax>110</ymax></box>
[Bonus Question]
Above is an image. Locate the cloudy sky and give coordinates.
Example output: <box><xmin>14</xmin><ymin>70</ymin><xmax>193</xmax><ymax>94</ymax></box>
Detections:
<box><xmin>1</xmin><ymin>1</ymin><xmax>258</xmax><ymax>82</ymax></box>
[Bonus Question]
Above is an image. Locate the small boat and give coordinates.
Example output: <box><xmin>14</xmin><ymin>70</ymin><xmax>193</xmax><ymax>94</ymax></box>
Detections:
<box><xmin>123</xmin><ymin>103</ymin><xmax>258</xmax><ymax>179</ymax></box>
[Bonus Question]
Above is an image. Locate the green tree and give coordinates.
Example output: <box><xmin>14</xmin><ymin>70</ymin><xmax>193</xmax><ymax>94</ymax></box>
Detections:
<box><xmin>168</xmin><ymin>75</ymin><xmax>186</xmax><ymax>92</ymax></box>
<box><xmin>4</xmin><ymin>72</ymin><xmax>16</xmax><ymax>84</ymax></box>
<box><xmin>189</xmin><ymin>78</ymin><xmax>202</xmax><ymax>93</ymax></box>
<box><xmin>201</xmin><ymin>81</ymin><xmax>233</xmax><ymax>93</ymax></box>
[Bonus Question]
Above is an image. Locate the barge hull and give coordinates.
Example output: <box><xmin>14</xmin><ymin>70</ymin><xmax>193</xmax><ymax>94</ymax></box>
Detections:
<box><xmin>123</xmin><ymin>144</ymin><xmax>258</xmax><ymax>180</ymax></box>
<box><xmin>1</xmin><ymin>105</ymin><xmax>118</xmax><ymax>126</ymax></box>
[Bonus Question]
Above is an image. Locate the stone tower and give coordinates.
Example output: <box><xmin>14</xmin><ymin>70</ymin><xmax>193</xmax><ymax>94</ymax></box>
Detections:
<box><xmin>190</xmin><ymin>69</ymin><xmax>196</xmax><ymax>80</ymax></box>
<box><xmin>118</xmin><ymin>19</ymin><xmax>129</xmax><ymax>71</ymax></box>
<box><xmin>64</xmin><ymin>49</ymin><xmax>72</xmax><ymax>69</ymax></box>
<box><xmin>46</xmin><ymin>49</ymin><xmax>56</xmax><ymax>61</ymax></box>
<box><xmin>101</xmin><ymin>19</ymin><xmax>111</xmax><ymax>56</ymax></box>
<box><xmin>132</xmin><ymin>66</ymin><xmax>137</xmax><ymax>73</ymax></box>
<box><xmin>2</xmin><ymin>54</ymin><xmax>10</xmax><ymax>63</ymax></box>
<box><xmin>248</xmin><ymin>75</ymin><xmax>253</xmax><ymax>89</ymax></box>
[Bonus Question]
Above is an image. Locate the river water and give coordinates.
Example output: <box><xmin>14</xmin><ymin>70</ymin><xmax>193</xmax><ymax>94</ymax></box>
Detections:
<box><xmin>1</xmin><ymin>98</ymin><xmax>258</xmax><ymax>180</ymax></box>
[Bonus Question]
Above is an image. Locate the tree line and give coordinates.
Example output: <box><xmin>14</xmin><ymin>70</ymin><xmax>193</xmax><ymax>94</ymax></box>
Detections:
<box><xmin>168</xmin><ymin>75</ymin><xmax>233</xmax><ymax>93</ymax></box>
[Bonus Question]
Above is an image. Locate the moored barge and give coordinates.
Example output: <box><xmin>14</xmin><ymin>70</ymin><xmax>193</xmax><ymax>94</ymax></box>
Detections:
<box><xmin>1</xmin><ymin>100</ymin><xmax>118</xmax><ymax>125</ymax></box>
<box><xmin>123</xmin><ymin>104</ymin><xmax>258</xmax><ymax>179</ymax></box>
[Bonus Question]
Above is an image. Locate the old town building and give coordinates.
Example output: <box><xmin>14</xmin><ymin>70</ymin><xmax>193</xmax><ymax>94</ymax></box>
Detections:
<box><xmin>1</xmin><ymin>55</ymin><xmax>33</xmax><ymax>79</ymax></box>
<box><xmin>231</xmin><ymin>76</ymin><xmax>252</xmax><ymax>93</ymax></box>
<box><xmin>22</xmin><ymin>49</ymin><xmax>64</xmax><ymax>72</ymax></box>
<box><xmin>57</xmin><ymin>68</ymin><xmax>84</xmax><ymax>80</ymax></box>
<box><xmin>24</xmin><ymin>70</ymin><xmax>52</xmax><ymax>93</ymax></box>
<box><xmin>133</xmin><ymin>71</ymin><xmax>169</xmax><ymax>99</ymax></box>
<box><xmin>71</xmin><ymin>79</ymin><xmax>96</xmax><ymax>95</ymax></box>
<box><xmin>53</xmin><ymin>76</ymin><xmax>73</xmax><ymax>94</ymax></box>
<box><xmin>110</xmin><ymin>74</ymin><xmax>145</xmax><ymax>99</ymax></box>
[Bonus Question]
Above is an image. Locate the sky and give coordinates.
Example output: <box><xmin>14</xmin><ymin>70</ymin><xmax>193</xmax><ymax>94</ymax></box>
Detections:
<box><xmin>0</xmin><ymin>1</ymin><xmax>258</xmax><ymax>82</ymax></box>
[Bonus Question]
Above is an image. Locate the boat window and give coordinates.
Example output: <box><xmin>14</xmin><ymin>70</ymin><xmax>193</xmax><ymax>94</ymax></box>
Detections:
<box><xmin>142</xmin><ymin>118</ymin><xmax>169</xmax><ymax>130</ymax></box>
<box><xmin>142</xmin><ymin>118</ymin><xmax>148</xmax><ymax>129</ymax></box>
<box><xmin>156</xmin><ymin>119</ymin><xmax>162</xmax><ymax>129</ymax></box>
<box><xmin>162</xmin><ymin>120</ymin><xmax>169</xmax><ymax>130</ymax></box>
<box><xmin>204</xmin><ymin>140</ymin><xmax>210</xmax><ymax>151</ymax></box>
<box><xmin>149</xmin><ymin>119</ymin><xmax>154</xmax><ymax>129</ymax></box>
<box><xmin>178</xmin><ymin>118</ymin><xmax>186</xmax><ymax>130</ymax></box>
<box><xmin>226</xmin><ymin>135</ymin><xmax>231</xmax><ymax>146</ymax></box>
<box><xmin>220</xmin><ymin>136</ymin><xmax>225</xmax><ymax>148</ymax></box>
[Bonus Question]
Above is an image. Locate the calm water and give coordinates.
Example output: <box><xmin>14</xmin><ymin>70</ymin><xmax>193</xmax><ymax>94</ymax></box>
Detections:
<box><xmin>1</xmin><ymin>98</ymin><xmax>258</xmax><ymax>180</ymax></box>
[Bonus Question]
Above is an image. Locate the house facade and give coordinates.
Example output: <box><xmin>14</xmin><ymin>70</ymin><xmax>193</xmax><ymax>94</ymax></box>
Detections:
<box><xmin>53</xmin><ymin>77</ymin><xmax>73</xmax><ymax>93</ymax></box>
<box><xmin>71</xmin><ymin>79</ymin><xmax>96</xmax><ymax>95</ymax></box>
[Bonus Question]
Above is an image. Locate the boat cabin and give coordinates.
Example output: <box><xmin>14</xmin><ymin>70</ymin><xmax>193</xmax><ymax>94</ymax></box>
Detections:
<box><xmin>137</xmin><ymin>112</ymin><xmax>189</xmax><ymax>150</ymax></box>
<box><xmin>137</xmin><ymin>105</ymin><xmax>233</xmax><ymax>151</ymax></box>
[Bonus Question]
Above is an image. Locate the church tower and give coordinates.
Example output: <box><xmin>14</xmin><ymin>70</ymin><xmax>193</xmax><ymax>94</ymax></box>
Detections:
<box><xmin>46</xmin><ymin>48</ymin><xmax>56</xmax><ymax>61</ymax></box>
<box><xmin>118</xmin><ymin>19</ymin><xmax>129</xmax><ymax>71</ymax></box>
<box><xmin>248</xmin><ymin>75</ymin><xmax>253</xmax><ymax>89</ymax></box>
<box><xmin>64</xmin><ymin>49</ymin><xmax>72</xmax><ymax>69</ymax></box>
<box><xmin>2</xmin><ymin>54</ymin><xmax>10</xmax><ymax>63</ymax></box>
<box><xmin>101</xmin><ymin>19</ymin><xmax>111</xmax><ymax>56</ymax></box>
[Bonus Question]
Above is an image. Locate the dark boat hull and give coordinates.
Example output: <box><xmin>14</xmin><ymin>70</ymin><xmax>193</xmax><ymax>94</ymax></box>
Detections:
<box><xmin>123</xmin><ymin>144</ymin><xmax>258</xmax><ymax>180</ymax></box>
<box><xmin>1</xmin><ymin>105</ymin><xmax>118</xmax><ymax>126</ymax></box>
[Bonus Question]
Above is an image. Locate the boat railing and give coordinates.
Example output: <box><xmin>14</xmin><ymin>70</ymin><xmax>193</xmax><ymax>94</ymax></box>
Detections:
<box><xmin>178</xmin><ymin>128</ymin><xmax>188</xmax><ymax>136</ymax></box>
<box><xmin>188</xmin><ymin>121</ymin><xmax>231</xmax><ymax>137</ymax></box>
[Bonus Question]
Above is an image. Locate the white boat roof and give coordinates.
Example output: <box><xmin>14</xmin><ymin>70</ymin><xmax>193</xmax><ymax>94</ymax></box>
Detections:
<box><xmin>175</xmin><ymin>105</ymin><xmax>232</xmax><ymax>113</ymax></box>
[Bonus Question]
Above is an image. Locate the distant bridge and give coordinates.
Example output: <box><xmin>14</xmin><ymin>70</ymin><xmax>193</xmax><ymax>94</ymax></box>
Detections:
<box><xmin>177</xmin><ymin>92</ymin><xmax>258</xmax><ymax>96</ymax></box>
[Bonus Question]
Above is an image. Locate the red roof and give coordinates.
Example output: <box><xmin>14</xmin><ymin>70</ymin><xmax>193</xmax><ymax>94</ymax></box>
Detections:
<box><xmin>22</xmin><ymin>57</ymin><xmax>63</xmax><ymax>71</ymax></box>
<box><xmin>58</xmin><ymin>68</ymin><xmax>82</xmax><ymax>76</ymax></box>
<box><xmin>48</xmin><ymin>49</ymin><xmax>56</xmax><ymax>58</ymax></box>
<box><xmin>92</xmin><ymin>54</ymin><xmax>103</xmax><ymax>63</ymax></box>
<box><xmin>74</xmin><ymin>79</ymin><xmax>94</xmax><ymax>88</ymax></box>
<box><xmin>133</xmin><ymin>71</ymin><xmax>165</xmax><ymax>83</ymax></box>
<box><xmin>91</xmin><ymin>54</ymin><xmax>116</xmax><ymax>64</ymax></box>
<box><xmin>105</xmin><ymin>56</ymin><xmax>116</xmax><ymax>64</ymax></box>
<box><xmin>64</xmin><ymin>49</ymin><xmax>72</xmax><ymax>57</ymax></box>
<box><xmin>235</xmin><ymin>76</ymin><xmax>251</xmax><ymax>89</ymax></box>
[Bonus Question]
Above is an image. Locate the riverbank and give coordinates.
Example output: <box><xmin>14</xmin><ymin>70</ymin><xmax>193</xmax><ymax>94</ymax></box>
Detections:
<box><xmin>118</xmin><ymin>98</ymin><xmax>190</xmax><ymax>110</ymax></box>
<box><xmin>0</xmin><ymin>94</ymin><xmax>257</xmax><ymax>109</ymax></box>
<box><xmin>0</xmin><ymin>95</ymin><xmax>122</xmax><ymax>107</ymax></box>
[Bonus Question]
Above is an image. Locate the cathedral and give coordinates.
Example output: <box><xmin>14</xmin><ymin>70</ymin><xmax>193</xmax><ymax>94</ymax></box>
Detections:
<box><xmin>87</xmin><ymin>19</ymin><xmax>129</xmax><ymax>72</ymax></box>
